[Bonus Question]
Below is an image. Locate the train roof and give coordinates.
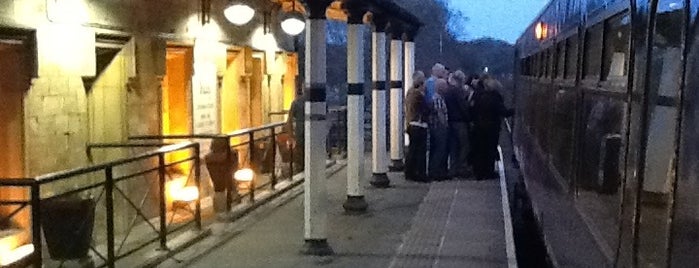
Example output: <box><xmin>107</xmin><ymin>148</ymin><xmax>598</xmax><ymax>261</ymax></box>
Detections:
<box><xmin>516</xmin><ymin>0</ymin><xmax>630</xmax><ymax>58</ymax></box>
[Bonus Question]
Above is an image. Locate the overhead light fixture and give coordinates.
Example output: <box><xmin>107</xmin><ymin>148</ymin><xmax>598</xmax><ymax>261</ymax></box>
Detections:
<box><xmin>280</xmin><ymin>1</ymin><xmax>306</xmax><ymax>36</ymax></box>
<box><xmin>224</xmin><ymin>3</ymin><xmax>255</xmax><ymax>26</ymax></box>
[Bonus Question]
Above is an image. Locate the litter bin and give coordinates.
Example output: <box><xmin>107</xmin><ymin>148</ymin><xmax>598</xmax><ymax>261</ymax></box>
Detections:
<box><xmin>205</xmin><ymin>138</ymin><xmax>238</xmax><ymax>212</ymax></box>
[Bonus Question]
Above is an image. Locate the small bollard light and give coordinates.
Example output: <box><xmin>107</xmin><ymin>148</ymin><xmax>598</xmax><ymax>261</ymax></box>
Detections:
<box><xmin>234</xmin><ymin>168</ymin><xmax>254</xmax><ymax>190</ymax></box>
<box><xmin>173</xmin><ymin>186</ymin><xmax>199</xmax><ymax>203</ymax></box>
<box><xmin>0</xmin><ymin>244</ymin><xmax>34</xmax><ymax>266</ymax></box>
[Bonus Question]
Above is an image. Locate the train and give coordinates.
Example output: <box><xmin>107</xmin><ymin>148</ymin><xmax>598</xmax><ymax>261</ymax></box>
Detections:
<box><xmin>513</xmin><ymin>0</ymin><xmax>699</xmax><ymax>267</ymax></box>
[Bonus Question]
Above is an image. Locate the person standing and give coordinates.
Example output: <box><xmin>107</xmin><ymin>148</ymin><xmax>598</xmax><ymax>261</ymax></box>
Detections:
<box><xmin>444</xmin><ymin>70</ymin><xmax>472</xmax><ymax>179</ymax></box>
<box><xmin>285</xmin><ymin>90</ymin><xmax>306</xmax><ymax>173</ymax></box>
<box><xmin>424</xmin><ymin>63</ymin><xmax>447</xmax><ymax>105</ymax></box>
<box><xmin>428</xmin><ymin>79</ymin><xmax>450</xmax><ymax>181</ymax></box>
<box><xmin>470</xmin><ymin>77</ymin><xmax>513</xmax><ymax>180</ymax></box>
<box><xmin>404</xmin><ymin>71</ymin><xmax>429</xmax><ymax>182</ymax></box>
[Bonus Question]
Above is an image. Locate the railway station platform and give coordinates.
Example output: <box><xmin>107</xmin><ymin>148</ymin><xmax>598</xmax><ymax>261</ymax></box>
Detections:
<box><xmin>157</xmin><ymin>154</ymin><xmax>517</xmax><ymax>268</ymax></box>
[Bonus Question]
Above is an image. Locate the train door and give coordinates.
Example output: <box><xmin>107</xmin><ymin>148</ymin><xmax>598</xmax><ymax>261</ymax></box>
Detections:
<box><xmin>670</xmin><ymin>1</ymin><xmax>699</xmax><ymax>266</ymax></box>
<box><xmin>618</xmin><ymin>0</ymin><xmax>687</xmax><ymax>266</ymax></box>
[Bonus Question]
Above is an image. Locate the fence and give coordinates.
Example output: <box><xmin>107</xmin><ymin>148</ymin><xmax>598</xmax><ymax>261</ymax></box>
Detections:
<box><xmin>0</xmin><ymin>111</ymin><xmax>348</xmax><ymax>268</ymax></box>
<box><xmin>0</xmin><ymin>141</ymin><xmax>201</xmax><ymax>268</ymax></box>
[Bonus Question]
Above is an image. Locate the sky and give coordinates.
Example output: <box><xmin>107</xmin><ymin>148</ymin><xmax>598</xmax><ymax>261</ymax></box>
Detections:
<box><xmin>448</xmin><ymin>0</ymin><xmax>550</xmax><ymax>44</ymax></box>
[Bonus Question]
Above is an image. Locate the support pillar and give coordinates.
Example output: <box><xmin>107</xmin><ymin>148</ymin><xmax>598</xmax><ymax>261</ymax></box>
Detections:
<box><xmin>404</xmin><ymin>25</ymin><xmax>418</xmax><ymax>98</ymax></box>
<box><xmin>370</xmin><ymin>15</ymin><xmax>390</xmax><ymax>188</ymax></box>
<box><xmin>342</xmin><ymin>2</ymin><xmax>369</xmax><ymax>213</ymax></box>
<box><xmin>301</xmin><ymin>0</ymin><xmax>334</xmax><ymax>256</ymax></box>
<box><xmin>388</xmin><ymin>20</ymin><xmax>405</xmax><ymax>171</ymax></box>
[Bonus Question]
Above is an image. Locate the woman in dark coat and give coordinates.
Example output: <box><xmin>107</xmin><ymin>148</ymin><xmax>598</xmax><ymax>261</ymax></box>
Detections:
<box><xmin>469</xmin><ymin>77</ymin><xmax>513</xmax><ymax>180</ymax></box>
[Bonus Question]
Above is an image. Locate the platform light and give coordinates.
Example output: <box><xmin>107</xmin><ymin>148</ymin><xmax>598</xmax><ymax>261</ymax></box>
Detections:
<box><xmin>0</xmin><ymin>242</ymin><xmax>34</xmax><ymax>266</ymax></box>
<box><xmin>280</xmin><ymin>1</ymin><xmax>306</xmax><ymax>36</ymax></box>
<box><xmin>172</xmin><ymin>186</ymin><xmax>200</xmax><ymax>203</ymax></box>
<box><xmin>535</xmin><ymin>22</ymin><xmax>544</xmax><ymax>40</ymax></box>
<box><xmin>224</xmin><ymin>3</ymin><xmax>255</xmax><ymax>26</ymax></box>
<box><xmin>235</xmin><ymin>168</ymin><xmax>254</xmax><ymax>191</ymax></box>
<box><xmin>234</xmin><ymin>168</ymin><xmax>254</xmax><ymax>182</ymax></box>
<box><xmin>281</xmin><ymin>11</ymin><xmax>305</xmax><ymax>36</ymax></box>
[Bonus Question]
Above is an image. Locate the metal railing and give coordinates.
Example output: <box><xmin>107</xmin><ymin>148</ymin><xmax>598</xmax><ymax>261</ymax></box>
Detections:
<box><xmin>129</xmin><ymin>122</ymin><xmax>293</xmax><ymax>208</ymax></box>
<box><xmin>0</xmin><ymin>141</ymin><xmax>201</xmax><ymax>268</ymax></box>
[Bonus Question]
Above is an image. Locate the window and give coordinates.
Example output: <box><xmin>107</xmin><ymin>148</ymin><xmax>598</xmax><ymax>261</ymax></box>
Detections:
<box><xmin>548</xmin><ymin>47</ymin><xmax>557</xmax><ymax>78</ymax></box>
<box><xmin>602</xmin><ymin>12</ymin><xmax>630</xmax><ymax>82</ymax></box>
<box><xmin>539</xmin><ymin>52</ymin><xmax>546</xmax><ymax>77</ymax></box>
<box><xmin>583</xmin><ymin>24</ymin><xmax>604</xmax><ymax>80</ymax></box>
<box><xmin>557</xmin><ymin>42</ymin><xmax>566</xmax><ymax>78</ymax></box>
<box><xmin>565</xmin><ymin>37</ymin><xmax>579</xmax><ymax>79</ymax></box>
<box><xmin>544</xmin><ymin>50</ymin><xmax>551</xmax><ymax>78</ymax></box>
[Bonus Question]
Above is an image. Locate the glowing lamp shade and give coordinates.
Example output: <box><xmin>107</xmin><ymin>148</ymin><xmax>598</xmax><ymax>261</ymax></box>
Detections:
<box><xmin>172</xmin><ymin>186</ymin><xmax>199</xmax><ymax>202</ymax></box>
<box><xmin>0</xmin><ymin>244</ymin><xmax>34</xmax><ymax>266</ymax></box>
<box><xmin>224</xmin><ymin>4</ymin><xmax>255</xmax><ymax>26</ymax></box>
<box><xmin>534</xmin><ymin>22</ymin><xmax>548</xmax><ymax>41</ymax></box>
<box><xmin>281</xmin><ymin>17</ymin><xmax>305</xmax><ymax>36</ymax></box>
<box><xmin>234</xmin><ymin>168</ymin><xmax>254</xmax><ymax>182</ymax></box>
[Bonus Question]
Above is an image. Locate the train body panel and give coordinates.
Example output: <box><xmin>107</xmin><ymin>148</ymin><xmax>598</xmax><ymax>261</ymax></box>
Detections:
<box><xmin>515</xmin><ymin>0</ymin><xmax>699</xmax><ymax>266</ymax></box>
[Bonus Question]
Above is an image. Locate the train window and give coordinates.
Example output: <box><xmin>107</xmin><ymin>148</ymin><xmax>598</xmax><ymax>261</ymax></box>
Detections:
<box><xmin>548</xmin><ymin>47</ymin><xmax>556</xmax><ymax>78</ymax></box>
<box><xmin>544</xmin><ymin>49</ymin><xmax>551</xmax><ymax>78</ymax></box>
<box><xmin>565</xmin><ymin>37</ymin><xmax>578</xmax><ymax>79</ymax></box>
<box><xmin>583</xmin><ymin>24</ymin><xmax>603</xmax><ymax>80</ymax></box>
<box><xmin>537</xmin><ymin>53</ymin><xmax>544</xmax><ymax>77</ymax></box>
<box><xmin>556</xmin><ymin>42</ymin><xmax>565</xmax><ymax>78</ymax></box>
<box><xmin>602</xmin><ymin>12</ymin><xmax>630</xmax><ymax>82</ymax></box>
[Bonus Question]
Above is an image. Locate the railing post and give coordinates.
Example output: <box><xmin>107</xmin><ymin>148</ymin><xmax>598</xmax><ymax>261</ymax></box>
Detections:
<box><xmin>271</xmin><ymin>127</ymin><xmax>277</xmax><ymax>190</ymax></box>
<box><xmin>157</xmin><ymin>154</ymin><xmax>168</xmax><ymax>250</ymax></box>
<box><xmin>289</xmin><ymin>127</ymin><xmax>294</xmax><ymax>181</ymax></box>
<box><xmin>248</xmin><ymin>132</ymin><xmax>255</xmax><ymax>203</ymax></box>
<box><xmin>105</xmin><ymin>167</ymin><xmax>116</xmax><ymax>268</ymax></box>
<box><xmin>30</xmin><ymin>182</ymin><xmax>42</xmax><ymax>268</ymax></box>
<box><xmin>193</xmin><ymin>144</ymin><xmax>202</xmax><ymax>230</ymax></box>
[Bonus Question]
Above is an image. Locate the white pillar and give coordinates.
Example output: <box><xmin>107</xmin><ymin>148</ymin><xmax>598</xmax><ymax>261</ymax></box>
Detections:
<box><xmin>404</xmin><ymin>40</ymin><xmax>415</xmax><ymax>97</ymax></box>
<box><xmin>302</xmin><ymin>7</ymin><xmax>333</xmax><ymax>255</ymax></box>
<box><xmin>389</xmin><ymin>33</ymin><xmax>404</xmax><ymax>171</ymax></box>
<box><xmin>343</xmin><ymin>14</ymin><xmax>368</xmax><ymax>212</ymax></box>
<box><xmin>370</xmin><ymin>21</ymin><xmax>390</xmax><ymax>188</ymax></box>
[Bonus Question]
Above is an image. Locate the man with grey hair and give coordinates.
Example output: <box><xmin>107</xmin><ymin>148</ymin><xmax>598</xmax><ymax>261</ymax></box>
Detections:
<box><xmin>424</xmin><ymin>63</ymin><xmax>447</xmax><ymax>105</ymax></box>
<box><xmin>404</xmin><ymin>71</ymin><xmax>429</xmax><ymax>182</ymax></box>
<box><xmin>428</xmin><ymin>78</ymin><xmax>450</xmax><ymax>181</ymax></box>
<box><xmin>444</xmin><ymin>70</ymin><xmax>472</xmax><ymax>179</ymax></box>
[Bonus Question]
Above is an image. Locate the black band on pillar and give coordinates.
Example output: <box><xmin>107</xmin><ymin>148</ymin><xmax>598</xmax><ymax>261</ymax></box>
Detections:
<box><xmin>348</xmin><ymin>83</ymin><xmax>364</xmax><ymax>95</ymax></box>
<box><xmin>388</xmin><ymin>19</ymin><xmax>404</xmax><ymax>40</ymax></box>
<box><xmin>308</xmin><ymin>83</ymin><xmax>326</xmax><ymax>102</ymax></box>
<box><xmin>390</xmin><ymin>81</ymin><xmax>403</xmax><ymax>89</ymax></box>
<box><xmin>308</xmin><ymin>0</ymin><xmax>333</xmax><ymax>20</ymax></box>
<box><xmin>343</xmin><ymin>0</ymin><xmax>367</xmax><ymax>25</ymax></box>
<box><xmin>371</xmin><ymin>14</ymin><xmax>389</xmax><ymax>33</ymax></box>
<box><xmin>372</xmin><ymin>81</ymin><xmax>386</xmax><ymax>91</ymax></box>
<box><xmin>403</xmin><ymin>25</ymin><xmax>420</xmax><ymax>42</ymax></box>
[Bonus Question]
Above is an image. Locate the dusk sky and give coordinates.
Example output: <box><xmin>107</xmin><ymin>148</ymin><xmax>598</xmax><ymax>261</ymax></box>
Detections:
<box><xmin>447</xmin><ymin>0</ymin><xmax>550</xmax><ymax>44</ymax></box>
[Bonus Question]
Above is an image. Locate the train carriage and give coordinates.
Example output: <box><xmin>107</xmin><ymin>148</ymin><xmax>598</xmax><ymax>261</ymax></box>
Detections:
<box><xmin>514</xmin><ymin>0</ymin><xmax>699</xmax><ymax>267</ymax></box>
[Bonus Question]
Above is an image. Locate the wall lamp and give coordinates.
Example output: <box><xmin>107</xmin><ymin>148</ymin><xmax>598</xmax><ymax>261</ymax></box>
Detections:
<box><xmin>280</xmin><ymin>1</ymin><xmax>306</xmax><ymax>36</ymax></box>
<box><xmin>224</xmin><ymin>1</ymin><xmax>255</xmax><ymax>26</ymax></box>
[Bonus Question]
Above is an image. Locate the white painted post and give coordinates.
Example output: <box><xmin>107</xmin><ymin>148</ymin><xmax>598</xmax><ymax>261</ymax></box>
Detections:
<box><xmin>404</xmin><ymin>35</ymin><xmax>416</xmax><ymax>98</ymax></box>
<box><xmin>302</xmin><ymin>0</ymin><xmax>333</xmax><ymax>256</ymax></box>
<box><xmin>343</xmin><ymin>4</ymin><xmax>369</xmax><ymax>212</ymax></box>
<box><xmin>389</xmin><ymin>22</ymin><xmax>405</xmax><ymax>172</ymax></box>
<box><xmin>370</xmin><ymin>16</ymin><xmax>390</xmax><ymax>188</ymax></box>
